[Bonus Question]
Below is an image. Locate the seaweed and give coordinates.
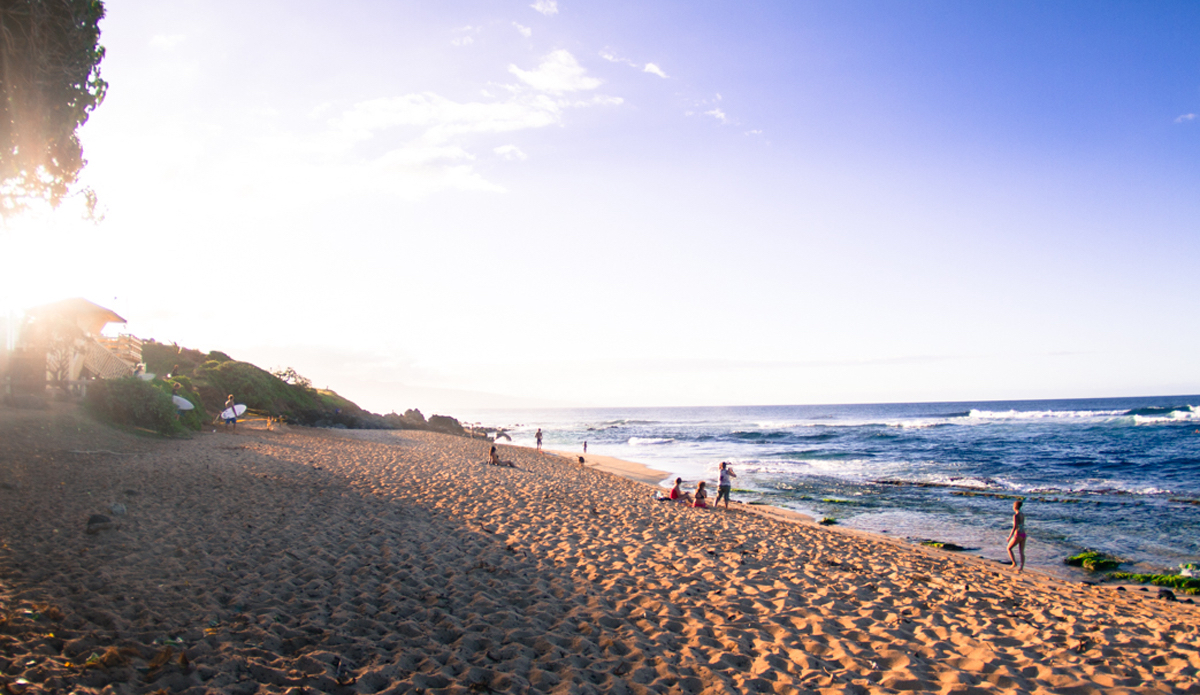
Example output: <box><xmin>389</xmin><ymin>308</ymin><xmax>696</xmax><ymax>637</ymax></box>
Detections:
<box><xmin>1109</xmin><ymin>572</ymin><xmax>1200</xmax><ymax>595</ymax></box>
<box><xmin>1064</xmin><ymin>550</ymin><xmax>1125</xmax><ymax>572</ymax></box>
<box><xmin>920</xmin><ymin>540</ymin><xmax>965</xmax><ymax>551</ymax></box>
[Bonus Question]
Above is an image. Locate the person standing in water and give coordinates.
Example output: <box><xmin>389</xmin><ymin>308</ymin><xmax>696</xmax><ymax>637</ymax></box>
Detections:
<box><xmin>1006</xmin><ymin>499</ymin><xmax>1027</xmax><ymax>572</ymax></box>
<box><xmin>535</xmin><ymin>428</ymin><xmax>543</xmax><ymax>451</ymax></box>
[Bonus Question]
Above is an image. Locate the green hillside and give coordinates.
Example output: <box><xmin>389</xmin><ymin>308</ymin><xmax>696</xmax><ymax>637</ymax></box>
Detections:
<box><xmin>89</xmin><ymin>339</ymin><xmax>468</xmax><ymax>436</ymax></box>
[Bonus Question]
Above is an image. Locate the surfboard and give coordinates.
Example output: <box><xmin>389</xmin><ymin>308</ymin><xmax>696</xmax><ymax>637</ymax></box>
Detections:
<box><xmin>172</xmin><ymin>395</ymin><xmax>194</xmax><ymax>411</ymax></box>
<box><xmin>220</xmin><ymin>404</ymin><xmax>248</xmax><ymax>420</ymax></box>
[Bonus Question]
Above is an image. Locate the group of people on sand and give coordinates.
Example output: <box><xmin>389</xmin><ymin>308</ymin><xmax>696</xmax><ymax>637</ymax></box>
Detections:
<box><xmin>659</xmin><ymin>461</ymin><xmax>737</xmax><ymax>510</ymax></box>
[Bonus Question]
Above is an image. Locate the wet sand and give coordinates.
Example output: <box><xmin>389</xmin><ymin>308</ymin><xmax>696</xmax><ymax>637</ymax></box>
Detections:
<box><xmin>1</xmin><ymin>404</ymin><xmax>1198</xmax><ymax>694</ymax></box>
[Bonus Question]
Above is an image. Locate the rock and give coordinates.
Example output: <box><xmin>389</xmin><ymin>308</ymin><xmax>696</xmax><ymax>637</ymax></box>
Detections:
<box><xmin>1158</xmin><ymin>588</ymin><xmax>1177</xmax><ymax>602</ymax></box>
<box><xmin>86</xmin><ymin>514</ymin><xmax>115</xmax><ymax>534</ymax></box>
<box><xmin>109</xmin><ymin>502</ymin><xmax>127</xmax><ymax>516</ymax></box>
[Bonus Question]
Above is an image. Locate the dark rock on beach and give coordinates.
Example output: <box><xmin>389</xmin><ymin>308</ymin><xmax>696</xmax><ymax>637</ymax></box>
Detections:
<box><xmin>86</xmin><ymin>514</ymin><xmax>115</xmax><ymax>534</ymax></box>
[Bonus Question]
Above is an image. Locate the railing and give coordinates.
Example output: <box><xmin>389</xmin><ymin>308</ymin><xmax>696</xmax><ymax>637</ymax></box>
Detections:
<box><xmin>96</xmin><ymin>333</ymin><xmax>142</xmax><ymax>367</ymax></box>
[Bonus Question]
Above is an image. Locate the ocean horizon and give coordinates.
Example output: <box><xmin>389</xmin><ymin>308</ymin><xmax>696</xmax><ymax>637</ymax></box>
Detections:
<box><xmin>461</xmin><ymin>394</ymin><xmax>1200</xmax><ymax>579</ymax></box>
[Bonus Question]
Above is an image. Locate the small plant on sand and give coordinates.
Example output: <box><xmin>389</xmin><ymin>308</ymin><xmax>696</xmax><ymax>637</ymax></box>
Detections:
<box><xmin>1065</xmin><ymin>550</ymin><xmax>1125</xmax><ymax>571</ymax></box>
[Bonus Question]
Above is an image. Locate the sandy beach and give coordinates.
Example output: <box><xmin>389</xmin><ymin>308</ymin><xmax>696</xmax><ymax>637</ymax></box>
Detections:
<box><xmin>1</xmin><ymin>404</ymin><xmax>1198</xmax><ymax>694</ymax></box>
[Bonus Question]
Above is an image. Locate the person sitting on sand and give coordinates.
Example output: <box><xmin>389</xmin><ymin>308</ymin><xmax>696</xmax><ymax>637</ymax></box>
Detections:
<box><xmin>692</xmin><ymin>481</ymin><xmax>709</xmax><ymax>509</ymax></box>
<box><xmin>490</xmin><ymin>445</ymin><xmax>500</xmax><ymax>465</ymax></box>
<box><xmin>669</xmin><ymin>477</ymin><xmax>692</xmax><ymax>503</ymax></box>
<box><xmin>1006</xmin><ymin>499</ymin><xmax>1027</xmax><ymax>572</ymax></box>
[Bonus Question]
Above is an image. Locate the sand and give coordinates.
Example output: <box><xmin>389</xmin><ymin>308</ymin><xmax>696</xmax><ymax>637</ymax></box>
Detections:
<box><xmin>1</xmin><ymin>403</ymin><xmax>1198</xmax><ymax>694</ymax></box>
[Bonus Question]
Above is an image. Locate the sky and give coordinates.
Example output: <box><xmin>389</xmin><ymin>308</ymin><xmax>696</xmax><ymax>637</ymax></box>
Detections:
<box><xmin>2</xmin><ymin>0</ymin><xmax>1199</xmax><ymax>414</ymax></box>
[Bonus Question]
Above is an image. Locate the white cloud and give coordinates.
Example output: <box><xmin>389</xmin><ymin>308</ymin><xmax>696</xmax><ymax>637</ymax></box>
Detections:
<box><xmin>744</xmin><ymin>129</ymin><xmax>762</xmax><ymax>136</ymax></box>
<box><xmin>335</xmin><ymin>93</ymin><xmax>563</xmax><ymax>143</ymax></box>
<box><xmin>531</xmin><ymin>0</ymin><xmax>558</xmax><ymax>16</ymax></box>
<box><xmin>600</xmin><ymin>50</ymin><xmax>636</xmax><ymax>67</ymax></box>
<box><xmin>509</xmin><ymin>50</ymin><xmax>601</xmax><ymax>92</ymax></box>
<box><xmin>150</xmin><ymin>34</ymin><xmax>185</xmax><ymax>49</ymax></box>
<box><xmin>494</xmin><ymin>144</ymin><xmax>528</xmax><ymax>161</ymax></box>
<box><xmin>1176</xmin><ymin>113</ymin><xmax>1197</xmax><ymax>123</ymax></box>
<box><xmin>643</xmin><ymin>63</ymin><xmax>668</xmax><ymax>79</ymax></box>
<box><xmin>452</xmin><ymin>36</ymin><xmax>474</xmax><ymax>46</ymax></box>
<box><xmin>705</xmin><ymin>108</ymin><xmax>729</xmax><ymax>124</ymax></box>
<box><xmin>513</xmin><ymin>22</ymin><xmax>532</xmax><ymax>37</ymax></box>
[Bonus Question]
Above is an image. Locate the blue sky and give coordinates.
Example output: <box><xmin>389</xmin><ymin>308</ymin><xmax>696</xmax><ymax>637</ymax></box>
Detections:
<box><xmin>3</xmin><ymin>0</ymin><xmax>1198</xmax><ymax>413</ymax></box>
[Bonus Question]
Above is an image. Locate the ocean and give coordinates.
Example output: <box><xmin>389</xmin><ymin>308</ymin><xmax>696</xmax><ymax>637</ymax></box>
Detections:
<box><xmin>463</xmin><ymin>396</ymin><xmax>1200</xmax><ymax>579</ymax></box>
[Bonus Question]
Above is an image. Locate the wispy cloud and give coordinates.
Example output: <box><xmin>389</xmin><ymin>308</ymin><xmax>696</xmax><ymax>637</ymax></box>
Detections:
<box><xmin>705</xmin><ymin>108</ymin><xmax>728</xmax><ymax>124</ymax></box>
<box><xmin>253</xmin><ymin>50</ymin><xmax>618</xmax><ymax>200</ymax></box>
<box><xmin>600</xmin><ymin>50</ymin><xmax>637</xmax><ymax>67</ymax></box>
<box><xmin>531</xmin><ymin>0</ymin><xmax>558</xmax><ymax>16</ymax></box>
<box><xmin>513</xmin><ymin>22</ymin><xmax>532</xmax><ymax>37</ymax></box>
<box><xmin>1176</xmin><ymin>113</ymin><xmax>1196</xmax><ymax>123</ymax></box>
<box><xmin>452</xmin><ymin>25</ymin><xmax>480</xmax><ymax>46</ymax></box>
<box><xmin>509</xmin><ymin>50</ymin><xmax>602</xmax><ymax>92</ymax></box>
<box><xmin>744</xmin><ymin>129</ymin><xmax>762</xmax><ymax>136</ymax></box>
<box><xmin>150</xmin><ymin>34</ymin><xmax>185</xmax><ymax>49</ymax></box>
<box><xmin>643</xmin><ymin>63</ymin><xmax>668</xmax><ymax>79</ymax></box>
<box><xmin>494</xmin><ymin>144</ymin><xmax>528</xmax><ymax>161</ymax></box>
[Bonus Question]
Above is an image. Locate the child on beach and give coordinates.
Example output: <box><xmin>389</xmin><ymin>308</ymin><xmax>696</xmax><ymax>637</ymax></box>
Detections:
<box><xmin>716</xmin><ymin>461</ymin><xmax>736</xmax><ymax>509</ymax></box>
<box><xmin>692</xmin><ymin>481</ymin><xmax>708</xmax><ymax>508</ymax></box>
<box><xmin>1006</xmin><ymin>499</ymin><xmax>1027</xmax><ymax>572</ymax></box>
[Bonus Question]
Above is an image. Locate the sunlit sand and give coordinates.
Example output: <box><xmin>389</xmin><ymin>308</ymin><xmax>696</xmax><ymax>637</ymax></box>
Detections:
<box><xmin>0</xmin><ymin>405</ymin><xmax>1196</xmax><ymax>693</ymax></box>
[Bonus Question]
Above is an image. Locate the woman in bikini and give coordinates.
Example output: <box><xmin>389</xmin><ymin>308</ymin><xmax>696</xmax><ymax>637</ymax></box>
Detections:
<box><xmin>692</xmin><ymin>481</ymin><xmax>709</xmax><ymax>509</ymax></box>
<box><xmin>1006</xmin><ymin>499</ymin><xmax>1026</xmax><ymax>572</ymax></box>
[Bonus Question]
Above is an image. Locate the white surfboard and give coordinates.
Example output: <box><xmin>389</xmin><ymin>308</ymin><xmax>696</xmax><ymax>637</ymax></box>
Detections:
<box><xmin>221</xmin><ymin>404</ymin><xmax>248</xmax><ymax>420</ymax></box>
<box><xmin>172</xmin><ymin>395</ymin><xmax>194</xmax><ymax>410</ymax></box>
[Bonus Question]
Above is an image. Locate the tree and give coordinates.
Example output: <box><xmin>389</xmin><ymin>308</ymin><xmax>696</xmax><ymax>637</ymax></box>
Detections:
<box><xmin>0</xmin><ymin>0</ymin><xmax>107</xmax><ymax>220</ymax></box>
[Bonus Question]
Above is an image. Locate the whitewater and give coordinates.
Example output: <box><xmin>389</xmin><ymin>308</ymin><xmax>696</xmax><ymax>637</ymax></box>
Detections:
<box><xmin>467</xmin><ymin>396</ymin><xmax>1200</xmax><ymax>578</ymax></box>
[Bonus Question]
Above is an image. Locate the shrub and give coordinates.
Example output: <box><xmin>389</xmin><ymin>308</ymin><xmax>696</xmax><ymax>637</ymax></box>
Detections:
<box><xmin>86</xmin><ymin>378</ymin><xmax>186</xmax><ymax>436</ymax></box>
<box><xmin>151</xmin><ymin>378</ymin><xmax>207</xmax><ymax>431</ymax></box>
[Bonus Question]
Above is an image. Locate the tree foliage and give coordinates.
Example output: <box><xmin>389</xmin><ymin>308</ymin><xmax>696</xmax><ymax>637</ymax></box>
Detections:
<box><xmin>0</xmin><ymin>0</ymin><xmax>107</xmax><ymax>219</ymax></box>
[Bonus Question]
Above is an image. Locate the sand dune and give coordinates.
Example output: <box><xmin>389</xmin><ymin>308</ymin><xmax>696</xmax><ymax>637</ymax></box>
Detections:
<box><xmin>0</xmin><ymin>407</ymin><xmax>1197</xmax><ymax>694</ymax></box>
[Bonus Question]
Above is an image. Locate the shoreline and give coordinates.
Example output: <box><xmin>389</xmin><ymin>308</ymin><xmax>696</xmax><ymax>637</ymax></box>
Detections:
<box><xmin>2</xmin><ymin>406</ymin><xmax>1198</xmax><ymax>693</ymax></box>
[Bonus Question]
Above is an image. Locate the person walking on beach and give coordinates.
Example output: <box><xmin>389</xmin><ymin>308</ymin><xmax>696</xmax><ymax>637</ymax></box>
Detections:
<box><xmin>583</xmin><ymin>441</ymin><xmax>587</xmax><ymax>454</ymax></box>
<box><xmin>535</xmin><ymin>428</ymin><xmax>543</xmax><ymax>451</ymax></box>
<box><xmin>1006</xmin><ymin>499</ymin><xmax>1027</xmax><ymax>572</ymax></box>
<box><xmin>692</xmin><ymin>481</ymin><xmax>709</xmax><ymax>508</ymax></box>
<box><xmin>716</xmin><ymin>461</ymin><xmax>736</xmax><ymax>510</ymax></box>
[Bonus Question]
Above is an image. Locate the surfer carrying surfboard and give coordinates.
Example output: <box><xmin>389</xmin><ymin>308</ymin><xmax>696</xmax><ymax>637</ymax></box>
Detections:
<box><xmin>224</xmin><ymin>394</ymin><xmax>238</xmax><ymax>430</ymax></box>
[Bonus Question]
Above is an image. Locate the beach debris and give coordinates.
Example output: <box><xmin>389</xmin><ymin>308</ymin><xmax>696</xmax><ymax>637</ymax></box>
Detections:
<box><xmin>109</xmin><ymin>502</ymin><xmax>127</xmax><ymax>516</ymax></box>
<box><xmin>146</xmin><ymin>646</ymin><xmax>175</xmax><ymax>673</ymax></box>
<box><xmin>819</xmin><ymin>517</ymin><xmax>837</xmax><ymax>525</ymax></box>
<box><xmin>7</xmin><ymin>678</ymin><xmax>31</xmax><ymax>694</ymax></box>
<box><xmin>333</xmin><ymin>656</ymin><xmax>356</xmax><ymax>686</ymax></box>
<box><xmin>32</xmin><ymin>603</ymin><xmax>63</xmax><ymax>621</ymax></box>
<box><xmin>85</xmin><ymin>514</ymin><xmax>115</xmax><ymax>535</ymax></box>
<box><xmin>82</xmin><ymin>646</ymin><xmax>129</xmax><ymax>669</ymax></box>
